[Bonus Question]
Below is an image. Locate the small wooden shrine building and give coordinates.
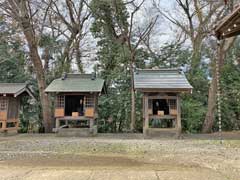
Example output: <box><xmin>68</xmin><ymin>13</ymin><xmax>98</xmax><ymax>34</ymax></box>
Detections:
<box><xmin>0</xmin><ymin>83</ymin><xmax>34</xmax><ymax>133</ymax></box>
<box><xmin>215</xmin><ymin>5</ymin><xmax>240</xmax><ymax>40</ymax></box>
<box><xmin>134</xmin><ymin>69</ymin><xmax>192</xmax><ymax>137</ymax></box>
<box><xmin>45</xmin><ymin>73</ymin><xmax>105</xmax><ymax>136</ymax></box>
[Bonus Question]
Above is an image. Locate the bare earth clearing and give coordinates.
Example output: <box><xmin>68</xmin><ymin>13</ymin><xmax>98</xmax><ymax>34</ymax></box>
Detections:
<box><xmin>0</xmin><ymin>132</ymin><xmax>240</xmax><ymax>180</ymax></box>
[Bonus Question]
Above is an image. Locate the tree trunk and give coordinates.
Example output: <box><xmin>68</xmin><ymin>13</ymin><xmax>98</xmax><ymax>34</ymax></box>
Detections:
<box><xmin>20</xmin><ymin>10</ymin><xmax>52</xmax><ymax>132</ymax></box>
<box><xmin>75</xmin><ymin>37</ymin><xmax>84</xmax><ymax>73</ymax></box>
<box><xmin>202</xmin><ymin>64</ymin><xmax>217</xmax><ymax>133</ymax></box>
<box><xmin>202</xmin><ymin>44</ymin><xmax>222</xmax><ymax>133</ymax></box>
<box><xmin>190</xmin><ymin>38</ymin><xmax>202</xmax><ymax>76</ymax></box>
<box><xmin>203</xmin><ymin>38</ymin><xmax>235</xmax><ymax>133</ymax></box>
<box><xmin>62</xmin><ymin>33</ymin><xmax>76</xmax><ymax>73</ymax></box>
<box><xmin>130</xmin><ymin>56</ymin><xmax>136</xmax><ymax>131</ymax></box>
<box><xmin>43</xmin><ymin>48</ymin><xmax>50</xmax><ymax>72</ymax></box>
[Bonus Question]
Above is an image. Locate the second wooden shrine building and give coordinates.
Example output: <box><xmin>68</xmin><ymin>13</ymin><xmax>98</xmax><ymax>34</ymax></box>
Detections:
<box><xmin>45</xmin><ymin>73</ymin><xmax>105</xmax><ymax>136</ymax></box>
<box><xmin>134</xmin><ymin>68</ymin><xmax>192</xmax><ymax>137</ymax></box>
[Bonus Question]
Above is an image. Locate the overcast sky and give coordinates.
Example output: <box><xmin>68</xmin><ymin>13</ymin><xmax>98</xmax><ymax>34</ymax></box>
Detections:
<box><xmin>82</xmin><ymin>0</ymin><xmax>177</xmax><ymax>73</ymax></box>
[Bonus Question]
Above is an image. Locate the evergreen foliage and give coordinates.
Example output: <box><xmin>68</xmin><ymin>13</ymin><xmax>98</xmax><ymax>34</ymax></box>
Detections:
<box><xmin>0</xmin><ymin>1</ymin><xmax>240</xmax><ymax>133</ymax></box>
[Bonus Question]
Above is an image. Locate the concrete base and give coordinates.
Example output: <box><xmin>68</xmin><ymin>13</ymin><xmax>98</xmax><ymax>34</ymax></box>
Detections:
<box><xmin>143</xmin><ymin>128</ymin><xmax>177</xmax><ymax>138</ymax></box>
<box><xmin>56</xmin><ymin>126</ymin><xmax>97</xmax><ymax>137</ymax></box>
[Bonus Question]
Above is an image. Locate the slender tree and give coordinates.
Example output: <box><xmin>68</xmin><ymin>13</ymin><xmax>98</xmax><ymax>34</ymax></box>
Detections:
<box><xmin>153</xmin><ymin>0</ymin><xmax>237</xmax><ymax>132</ymax></box>
<box><xmin>0</xmin><ymin>0</ymin><xmax>53</xmax><ymax>132</ymax></box>
<box><xmin>90</xmin><ymin>0</ymin><xmax>158</xmax><ymax>131</ymax></box>
<box><xmin>43</xmin><ymin>0</ymin><xmax>91</xmax><ymax>73</ymax></box>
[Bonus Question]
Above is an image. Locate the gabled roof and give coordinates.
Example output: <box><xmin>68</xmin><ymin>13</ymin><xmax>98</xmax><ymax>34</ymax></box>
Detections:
<box><xmin>215</xmin><ymin>5</ymin><xmax>240</xmax><ymax>40</ymax></box>
<box><xmin>45</xmin><ymin>74</ymin><xmax>105</xmax><ymax>93</ymax></box>
<box><xmin>0</xmin><ymin>83</ymin><xmax>35</xmax><ymax>98</ymax></box>
<box><xmin>134</xmin><ymin>68</ymin><xmax>192</xmax><ymax>92</ymax></box>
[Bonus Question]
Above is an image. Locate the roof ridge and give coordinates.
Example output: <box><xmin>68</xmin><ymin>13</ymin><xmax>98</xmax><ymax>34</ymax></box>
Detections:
<box><xmin>136</xmin><ymin>68</ymin><xmax>180</xmax><ymax>71</ymax></box>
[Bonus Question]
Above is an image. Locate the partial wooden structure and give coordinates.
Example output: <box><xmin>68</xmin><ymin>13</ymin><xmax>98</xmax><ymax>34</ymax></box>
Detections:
<box><xmin>45</xmin><ymin>73</ymin><xmax>105</xmax><ymax>136</ymax></box>
<box><xmin>215</xmin><ymin>5</ymin><xmax>240</xmax><ymax>40</ymax></box>
<box><xmin>0</xmin><ymin>83</ymin><xmax>34</xmax><ymax>133</ymax></box>
<box><xmin>134</xmin><ymin>69</ymin><xmax>192</xmax><ymax>137</ymax></box>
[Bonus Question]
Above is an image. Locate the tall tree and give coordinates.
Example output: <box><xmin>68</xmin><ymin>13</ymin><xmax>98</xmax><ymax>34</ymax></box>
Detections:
<box><xmin>153</xmin><ymin>0</ymin><xmax>224</xmax><ymax>76</ymax></box>
<box><xmin>90</xmin><ymin>0</ymin><xmax>158</xmax><ymax>131</ymax></box>
<box><xmin>202</xmin><ymin>1</ymin><xmax>236</xmax><ymax>132</ymax></box>
<box><xmin>44</xmin><ymin>0</ymin><xmax>91</xmax><ymax>73</ymax></box>
<box><xmin>0</xmin><ymin>0</ymin><xmax>52</xmax><ymax>132</ymax></box>
<box><xmin>153</xmin><ymin>0</ymin><xmax>237</xmax><ymax>132</ymax></box>
<box><xmin>0</xmin><ymin>16</ymin><xmax>28</xmax><ymax>82</ymax></box>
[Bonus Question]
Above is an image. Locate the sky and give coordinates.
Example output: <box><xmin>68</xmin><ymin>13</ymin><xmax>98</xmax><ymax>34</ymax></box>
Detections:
<box><xmin>82</xmin><ymin>0</ymin><xmax>177</xmax><ymax>73</ymax></box>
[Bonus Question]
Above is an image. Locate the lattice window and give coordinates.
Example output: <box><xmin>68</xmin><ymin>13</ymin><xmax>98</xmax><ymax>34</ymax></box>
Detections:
<box><xmin>56</xmin><ymin>95</ymin><xmax>64</xmax><ymax>108</ymax></box>
<box><xmin>168</xmin><ymin>99</ymin><xmax>177</xmax><ymax>110</ymax></box>
<box><xmin>85</xmin><ymin>96</ymin><xmax>94</xmax><ymax>108</ymax></box>
<box><xmin>0</xmin><ymin>98</ymin><xmax>8</xmax><ymax>111</ymax></box>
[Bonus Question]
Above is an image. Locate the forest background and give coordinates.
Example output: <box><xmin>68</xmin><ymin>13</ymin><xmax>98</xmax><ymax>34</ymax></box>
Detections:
<box><xmin>0</xmin><ymin>0</ymin><xmax>240</xmax><ymax>133</ymax></box>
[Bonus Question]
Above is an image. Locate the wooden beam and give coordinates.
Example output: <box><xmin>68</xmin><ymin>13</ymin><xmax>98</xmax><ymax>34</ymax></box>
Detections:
<box><xmin>89</xmin><ymin>119</ymin><xmax>94</xmax><ymax>129</ymax></box>
<box><xmin>56</xmin><ymin>118</ymin><xmax>60</xmax><ymax>128</ymax></box>
<box><xmin>2</xmin><ymin>121</ymin><xmax>6</xmax><ymax>129</ymax></box>
<box><xmin>144</xmin><ymin>94</ymin><xmax>149</xmax><ymax>130</ymax></box>
<box><xmin>176</xmin><ymin>94</ymin><xmax>182</xmax><ymax>138</ymax></box>
<box><xmin>136</xmin><ymin>88</ymin><xmax>192</xmax><ymax>93</ymax></box>
<box><xmin>57</xmin><ymin>116</ymin><xmax>93</xmax><ymax>121</ymax></box>
<box><xmin>148</xmin><ymin>96</ymin><xmax>177</xmax><ymax>100</ymax></box>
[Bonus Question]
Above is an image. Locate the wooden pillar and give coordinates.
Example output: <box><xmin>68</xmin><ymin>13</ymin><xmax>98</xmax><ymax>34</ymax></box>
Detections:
<box><xmin>56</xmin><ymin>118</ymin><xmax>60</xmax><ymax>128</ymax></box>
<box><xmin>143</xmin><ymin>93</ymin><xmax>149</xmax><ymax>135</ymax></box>
<box><xmin>94</xmin><ymin>93</ymin><xmax>98</xmax><ymax>119</ymax></box>
<box><xmin>90</xmin><ymin>118</ymin><xmax>94</xmax><ymax>128</ymax></box>
<box><xmin>176</xmin><ymin>94</ymin><xmax>182</xmax><ymax>138</ymax></box>
<box><xmin>2</xmin><ymin>121</ymin><xmax>6</xmax><ymax>130</ymax></box>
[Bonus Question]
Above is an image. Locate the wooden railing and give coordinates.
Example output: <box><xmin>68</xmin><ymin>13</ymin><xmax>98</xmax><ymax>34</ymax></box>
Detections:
<box><xmin>0</xmin><ymin>118</ymin><xmax>19</xmax><ymax>132</ymax></box>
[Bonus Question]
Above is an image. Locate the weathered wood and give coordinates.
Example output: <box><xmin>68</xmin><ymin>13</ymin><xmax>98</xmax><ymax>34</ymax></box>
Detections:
<box><xmin>54</xmin><ymin>108</ymin><xmax>64</xmax><ymax>117</ymax></box>
<box><xmin>169</xmin><ymin>109</ymin><xmax>177</xmax><ymax>116</ymax></box>
<box><xmin>149</xmin><ymin>115</ymin><xmax>177</xmax><ymax>120</ymax></box>
<box><xmin>0</xmin><ymin>119</ymin><xmax>19</xmax><ymax>132</ymax></box>
<box><xmin>94</xmin><ymin>93</ymin><xmax>98</xmax><ymax>117</ymax></box>
<box><xmin>176</xmin><ymin>94</ymin><xmax>182</xmax><ymax>137</ymax></box>
<box><xmin>215</xmin><ymin>5</ymin><xmax>240</xmax><ymax>40</ymax></box>
<box><xmin>58</xmin><ymin>92</ymin><xmax>96</xmax><ymax>96</ymax></box>
<box><xmin>148</xmin><ymin>96</ymin><xmax>177</xmax><ymax>100</ymax></box>
<box><xmin>7</xmin><ymin>97</ymin><xmax>19</xmax><ymax>119</ymax></box>
<box><xmin>85</xmin><ymin>108</ymin><xmax>94</xmax><ymax>117</ymax></box>
<box><xmin>56</xmin><ymin>118</ymin><xmax>60</xmax><ymax>128</ymax></box>
<box><xmin>53</xmin><ymin>92</ymin><xmax>99</xmax><ymax>136</ymax></box>
<box><xmin>89</xmin><ymin>119</ymin><xmax>94</xmax><ymax>129</ymax></box>
<box><xmin>57</xmin><ymin>116</ymin><xmax>93</xmax><ymax>121</ymax></box>
<box><xmin>144</xmin><ymin>94</ymin><xmax>149</xmax><ymax>130</ymax></box>
<box><xmin>142</xmin><ymin>95</ymin><xmax>145</xmax><ymax>118</ymax></box>
<box><xmin>1</xmin><ymin>121</ymin><xmax>6</xmax><ymax>129</ymax></box>
<box><xmin>0</xmin><ymin>111</ymin><xmax>7</xmax><ymax>121</ymax></box>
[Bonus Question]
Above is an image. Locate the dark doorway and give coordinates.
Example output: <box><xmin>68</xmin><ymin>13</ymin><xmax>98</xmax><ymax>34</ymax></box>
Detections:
<box><xmin>65</xmin><ymin>95</ymin><xmax>84</xmax><ymax>116</ymax></box>
<box><xmin>152</xmin><ymin>99</ymin><xmax>169</xmax><ymax>115</ymax></box>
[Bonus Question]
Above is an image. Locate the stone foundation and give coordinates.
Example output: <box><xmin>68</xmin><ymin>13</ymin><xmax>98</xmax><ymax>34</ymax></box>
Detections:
<box><xmin>56</xmin><ymin>126</ymin><xmax>97</xmax><ymax>137</ymax></box>
<box><xmin>143</xmin><ymin>128</ymin><xmax>177</xmax><ymax>138</ymax></box>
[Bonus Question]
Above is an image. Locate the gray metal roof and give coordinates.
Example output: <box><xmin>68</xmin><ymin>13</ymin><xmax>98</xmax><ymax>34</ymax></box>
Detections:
<box><xmin>134</xmin><ymin>69</ymin><xmax>192</xmax><ymax>92</ymax></box>
<box><xmin>45</xmin><ymin>74</ymin><xmax>105</xmax><ymax>93</ymax></box>
<box><xmin>0</xmin><ymin>83</ymin><xmax>34</xmax><ymax>98</ymax></box>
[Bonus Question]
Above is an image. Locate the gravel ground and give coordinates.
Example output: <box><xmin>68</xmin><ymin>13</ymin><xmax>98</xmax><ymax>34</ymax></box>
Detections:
<box><xmin>0</xmin><ymin>133</ymin><xmax>240</xmax><ymax>180</ymax></box>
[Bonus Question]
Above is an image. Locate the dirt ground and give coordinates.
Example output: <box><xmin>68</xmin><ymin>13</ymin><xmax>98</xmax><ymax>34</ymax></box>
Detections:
<box><xmin>0</xmin><ymin>132</ymin><xmax>240</xmax><ymax>180</ymax></box>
